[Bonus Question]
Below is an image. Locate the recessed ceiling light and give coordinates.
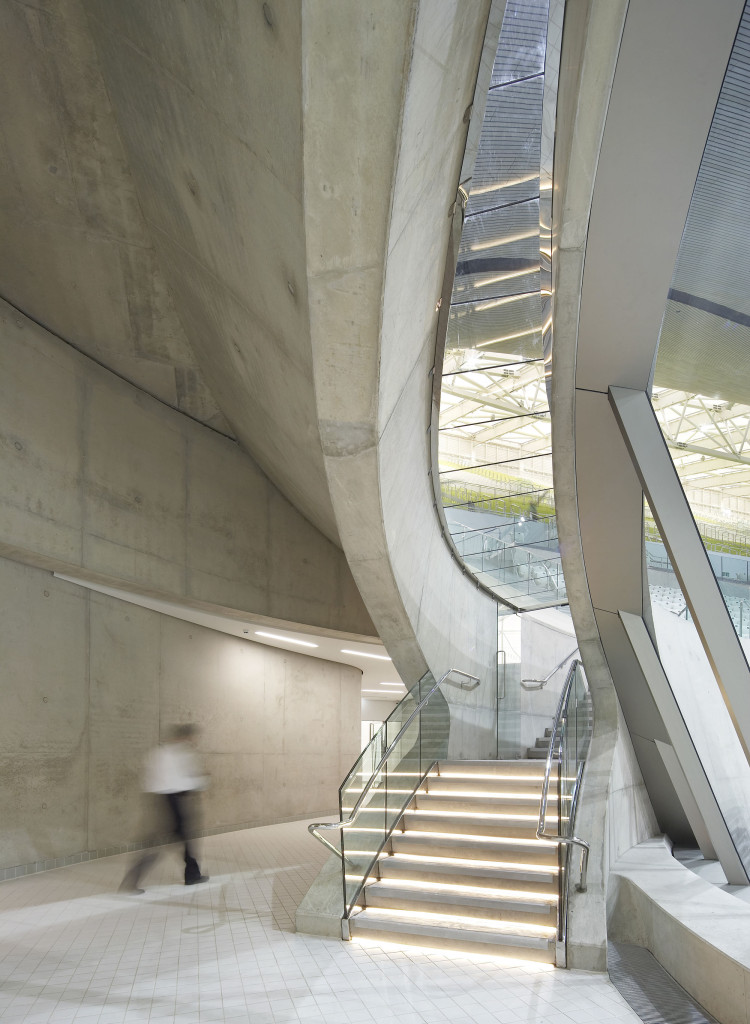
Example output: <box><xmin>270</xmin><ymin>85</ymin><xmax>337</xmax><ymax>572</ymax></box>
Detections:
<box><xmin>341</xmin><ymin>649</ymin><xmax>391</xmax><ymax>661</ymax></box>
<box><xmin>255</xmin><ymin>631</ymin><xmax>318</xmax><ymax>648</ymax></box>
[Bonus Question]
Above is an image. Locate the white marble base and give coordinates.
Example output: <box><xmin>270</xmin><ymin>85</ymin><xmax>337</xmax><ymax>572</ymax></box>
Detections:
<box><xmin>609</xmin><ymin>837</ymin><xmax>750</xmax><ymax>1024</ymax></box>
<box><xmin>294</xmin><ymin>852</ymin><xmax>345</xmax><ymax>938</ymax></box>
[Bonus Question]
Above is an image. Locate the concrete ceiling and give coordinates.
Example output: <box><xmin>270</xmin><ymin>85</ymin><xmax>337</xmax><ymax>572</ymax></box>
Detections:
<box><xmin>0</xmin><ymin>0</ymin><xmax>232</xmax><ymax>436</ymax></box>
<box><xmin>0</xmin><ymin>0</ymin><xmax>349</xmax><ymax>544</ymax></box>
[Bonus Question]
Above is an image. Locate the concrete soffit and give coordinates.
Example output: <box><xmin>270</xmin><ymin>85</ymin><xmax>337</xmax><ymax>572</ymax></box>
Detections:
<box><xmin>303</xmin><ymin>0</ymin><xmax>497</xmax><ymax>686</ymax></box>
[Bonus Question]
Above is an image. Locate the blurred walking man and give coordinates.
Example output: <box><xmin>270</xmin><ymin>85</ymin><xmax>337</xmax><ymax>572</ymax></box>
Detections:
<box><xmin>120</xmin><ymin>724</ymin><xmax>209</xmax><ymax>893</ymax></box>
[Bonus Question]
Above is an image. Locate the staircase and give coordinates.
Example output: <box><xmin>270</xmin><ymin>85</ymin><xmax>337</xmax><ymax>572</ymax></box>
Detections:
<box><xmin>348</xmin><ymin>760</ymin><xmax>560</xmax><ymax>963</ymax></box>
<box><xmin>527</xmin><ymin>726</ymin><xmax>553</xmax><ymax>759</ymax></box>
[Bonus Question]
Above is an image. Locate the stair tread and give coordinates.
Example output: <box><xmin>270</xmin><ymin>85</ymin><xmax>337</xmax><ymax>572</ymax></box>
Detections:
<box><xmin>380</xmin><ymin>854</ymin><xmax>558</xmax><ymax>881</ymax></box>
<box><xmin>351</xmin><ymin>907</ymin><xmax>555</xmax><ymax>944</ymax></box>
<box><xmin>393</xmin><ymin>830</ymin><xmax>557</xmax><ymax>850</ymax></box>
<box><xmin>367</xmin><ymin>880</ymin><xmax>557</xmax><ymax>907</ymax></box>
<box><xmin>406</xmin><ymin>807</ymin><xmax>550</xmax><ymax>820</ymax></box>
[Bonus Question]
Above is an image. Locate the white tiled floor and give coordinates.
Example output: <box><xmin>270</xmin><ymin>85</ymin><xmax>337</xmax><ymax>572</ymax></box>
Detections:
<box><xmin>0</xmin><ymin>820</ymin><xmax>642</xmax><ymax>1024</ymax></box>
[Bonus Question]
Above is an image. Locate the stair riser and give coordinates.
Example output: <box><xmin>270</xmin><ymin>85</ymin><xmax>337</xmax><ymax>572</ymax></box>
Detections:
<box><xmin>349</xmin><ymin>919</ymin><xmax>556</xmax><ymax>963</ymax></box>
<box><xmin>377</xmin><ymin>860</ymin><xmax>558</xmax><ymax>894</ymax></box>
<box><xmin>438</xmin><ymin>760</ymin><xmax>547</xmax><ymax>779</ymax></box>
<box><xmin>424</xmin><ymin>778</ymin><xmax>545</xmax><ymax>797</ymax></box>
<box><xmin>415</xmin><ymin>795</ymin><xmax>543</xmax><ymax>816</ymax></box>
<box><xmin>389</xmin><ymin>835</ymin><xmax>559</xmax><ymax>866</ymax></box>
<box><xmin>364</xmin><ymin>891</ymin><xmax>556</xmax><ymax>927</ymax></box>
<box><xmin>402</xmin><ymin>814</ymin><xmax>540</xmax><ymax>840</ymax></box>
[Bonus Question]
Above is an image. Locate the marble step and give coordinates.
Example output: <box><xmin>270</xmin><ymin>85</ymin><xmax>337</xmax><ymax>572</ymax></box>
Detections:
<box><xmin>363</xmin><ymin>880</ymin><xmax>557</xmax><ymax>927</ymax></box>
<box><xmin>401</xmin><ymin>810</ymin><xmax>542</xmax><ymax>841</ymax></box>
<box><xmin>349</xmin><ymin>908</ymin><xmax>556</xmax><ymax>963</ymax></box>
<box><xmin>414</xmin><ymin>792</ymin><xmax>543</xmax><ymax>817</ymax></box>
<box><xmin>422</xmin><ymin>775</ymin><xmax>545</xmax><ymax>797</ymax></box>
<box><xmin>389</xmin><ymin>830</ymin><xmax>559</xmax><ymax>866</ymax></box>
<box><xmin>437</xmin><ymin>760</ymin><xmax>547</xmax><ymax>778</ymax></box>
<box><xmin>377</xmin><ymin>853</ymin><xmax>558</xmax><ymax>894</ymax></box>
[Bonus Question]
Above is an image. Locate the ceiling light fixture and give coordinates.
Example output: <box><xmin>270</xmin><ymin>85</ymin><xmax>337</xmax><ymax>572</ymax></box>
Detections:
<box><xmin>255</xmin><ymin>631</ymin><xmax>318</xmax><ymax>648</ymax></box>
<box><xmin>341</xmin><ymin>649</ymin><xmax>391</xmax><ymax>661</ymax></box>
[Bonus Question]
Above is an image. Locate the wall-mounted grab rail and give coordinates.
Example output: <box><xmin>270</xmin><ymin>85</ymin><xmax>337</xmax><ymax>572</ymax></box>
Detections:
<box><xmin>521</xmin><ymin>646</ymin><xmax>579</xmax><ymax>690</ymax></box>
<box><xmin>308</xmin><ymin>667</ymin><xmax>480</xmax><ymax>860</ymax></box>
<box><xmin>537</xmin><ymin>659</ymin><xmax>590</xmax><ymax>891</ymax></box>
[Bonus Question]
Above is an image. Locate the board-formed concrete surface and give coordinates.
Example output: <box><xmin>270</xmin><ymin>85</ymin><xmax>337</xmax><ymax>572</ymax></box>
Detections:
<box><xmin>0</xmin><ymin>556</ymin><xmax>362</xmax><ymax>872</ymax></box>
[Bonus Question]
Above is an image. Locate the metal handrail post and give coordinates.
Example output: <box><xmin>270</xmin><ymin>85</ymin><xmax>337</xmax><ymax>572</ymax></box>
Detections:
<box><xmin>536</xmin><ymin>661</ymin><xmax>590</xmax><ymax>893</ymax></box>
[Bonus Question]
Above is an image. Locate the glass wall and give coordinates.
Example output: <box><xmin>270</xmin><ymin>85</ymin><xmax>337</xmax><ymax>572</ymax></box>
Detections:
<box><xmin>437</xmin><ymin>0</ymin><xmax>567</xmax><ymax>612</ymax></box>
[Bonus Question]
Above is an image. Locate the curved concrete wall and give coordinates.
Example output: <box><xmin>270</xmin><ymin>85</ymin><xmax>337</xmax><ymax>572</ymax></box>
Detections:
<box><xmin>549</xmin><ymin>0</ymin><xmax>652</xmax><ymax>968</ymax></box>
<box><xmin>304</xmin><ymin>1</ymin><xmax>499</xmax><ymax>727</ymax></box>
<box><xmin>0</xmin><ymin>301</ymin><xmax>374</xmax><ymax>638</ymax></box>
<box><xmin>80</xmin><ymin>0</ymin><xmax>339</xmax><ymax>543</ymax></box>
<box><xmin>69</xmin><ymin>0</ymin><xmax>499</xmax><ymax>716</ymax></box>
<box><xmin>0</xmin><ymin>555</ymin><xmax>361</xmax><ymax>874</ymax></box>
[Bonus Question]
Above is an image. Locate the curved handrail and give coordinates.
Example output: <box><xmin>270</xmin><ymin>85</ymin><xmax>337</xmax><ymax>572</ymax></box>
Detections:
<box><xmin>537</xmin><ymin>659</ymin><xmax>590</xmax><ymax>892</ymax></box>
<box><xmin>308</xmin><ymin>667</ymin><xmax>480</xmax><ymax>859</ymax></box>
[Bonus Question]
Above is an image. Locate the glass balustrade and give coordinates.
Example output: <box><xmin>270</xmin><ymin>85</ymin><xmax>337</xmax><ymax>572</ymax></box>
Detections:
<box><xmin>337</xmin><ymin>670</ymin><xmax>482</xmax><ymax>918</ymax></box>
<box><xmin>539</xmin><ymin>659</ymin><xmax>592</xmax><ymax>917</ymax></box>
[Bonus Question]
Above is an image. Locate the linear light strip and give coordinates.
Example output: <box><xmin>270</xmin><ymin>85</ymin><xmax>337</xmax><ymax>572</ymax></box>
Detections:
<box><xmin>399</xmin><ymin>830</ymin><xmax>557</xmax><ymax>847</ymax></box>
<box><xmin>254</xmin><ymin>631</ymin><xmax>318</xmax><ymax>648</ymax></box>
<box><xmin>361</xmin><ymin>906</ymin><xmax>556</xmax><ymax>937</ymax></box>
<box><xmin>342</xmin><ymin>649</ymin><xmax>392</xmax><ymax>661</ymax></box>
<box><xmin>375</xmin><ymin>878</ymin><xmax>557</xmax><ymax>901</ymax></box>
<box><xmin>384</xmin><ymin>853</ymin><xmax>558</xmax><ymax>873</ymax></box>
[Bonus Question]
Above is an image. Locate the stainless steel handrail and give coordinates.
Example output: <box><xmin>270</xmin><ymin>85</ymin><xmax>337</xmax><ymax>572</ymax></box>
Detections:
<box><xmin>308</xmin><ymin>667</ymin><xmax>480</xmax><ymax>859</ymax></box>
<box><xmin>521</xmin><ymin>646</ymin><xmax>579</xmax><ymax>690</ymax></box>
<box><xmin>537</xmin><ymin>659</ymin><xmax>590</xmax><ymax>892</ymax></box>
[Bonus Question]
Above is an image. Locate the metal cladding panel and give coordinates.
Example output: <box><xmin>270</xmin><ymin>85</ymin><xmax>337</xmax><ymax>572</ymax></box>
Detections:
<box><xmin>575</xmin><ymin>0</ymin><xmax>744</xmax><ymax>395</ymax></box>
<box><xmin>575</xmin><ymin>390</ymin><xmax>645</xmax><ymax>616</ymax></box>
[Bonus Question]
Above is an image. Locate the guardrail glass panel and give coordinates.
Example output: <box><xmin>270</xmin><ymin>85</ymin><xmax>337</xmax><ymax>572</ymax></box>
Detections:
<box><xmin>335</xmin><ymin>670</ymin><xmax>480</xmax><ymax>918</ymax></box>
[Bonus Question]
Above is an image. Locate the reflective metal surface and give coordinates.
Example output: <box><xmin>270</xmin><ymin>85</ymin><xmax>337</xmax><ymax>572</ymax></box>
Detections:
<box><xmin>437</xmin><ymin>0</ymin><xmax>566</xmax><ymax>612</ymax></box>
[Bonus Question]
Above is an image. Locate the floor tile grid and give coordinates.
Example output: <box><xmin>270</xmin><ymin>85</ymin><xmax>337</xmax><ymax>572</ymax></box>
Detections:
<box><xmin>0</xmin><ymin>819</ymin><xmax>643</xmax><ymax>1024</ymax></box>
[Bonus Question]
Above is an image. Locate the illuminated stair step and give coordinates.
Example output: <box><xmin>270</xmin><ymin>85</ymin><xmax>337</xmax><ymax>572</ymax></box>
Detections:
<box><xmin>414</xmin><ymin>793</ymin><xmax>545</xmax><ymax>815</ymax></box>
<box><xmin>390</xmin><ymin>830</ymin><xmax>559</xmax><ymax>866</ymax></box>
<box><xmin>437</xmin><ymin>759</ymin><xmax>546</xmax><ymax>778</ymax></box>
<box><xmin>349</xmin><ymin>910</ymin><xmax>556</xmax><ymax>964</ymax></box>
<box><xmin>378</xmin><ymin>854</ymin><xmax>558</xmax><ymax>893</ymax></box>
<box><xmin>423</xmin><ymin>776</ymin><xmax>545</xmax><ymax>797</ymax></box>
<box><xmin>363</xmin><ymin>883</ymin><xmax>557</xmax><ymax>926</ymax></box>
<box><xmin>401</xmin><ymin>811</ymin><xmax>542</xmax><ymax>840</ymax></box>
